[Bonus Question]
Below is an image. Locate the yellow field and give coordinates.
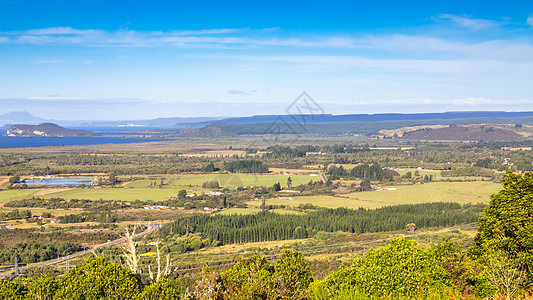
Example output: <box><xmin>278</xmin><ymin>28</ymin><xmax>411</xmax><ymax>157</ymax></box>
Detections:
<box><xmin>251</xmin><ymin>181</ymin><xmax>501</xmax><ymax>210</ymax></box>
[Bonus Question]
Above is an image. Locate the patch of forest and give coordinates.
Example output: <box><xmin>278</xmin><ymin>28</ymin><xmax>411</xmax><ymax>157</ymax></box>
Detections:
<box><xmin>163</xmin><ymin>202</ymin><xmax>484</xmax><ymax>245</ymax></box>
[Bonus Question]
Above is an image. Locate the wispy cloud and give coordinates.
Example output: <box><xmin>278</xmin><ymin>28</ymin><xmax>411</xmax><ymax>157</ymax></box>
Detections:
<box><xmin>2</xmin><ymin>26</ymin><xmax>532</xmax><ymax>63</ymax></box>
<box><xmin>227</xmin><ymin>89</ymin><xmax>248</xmax><ymax>95</ymax></box>
<box><xmin>335</xmin><ymin>97</ymin><xmax>533</xmax><ymax>106</ymax></box>
<box><xmin>2</xmin><ymin>25</ymin><xmax>533</xmax><ymax>98</ymax></box>
<box><xmin>23</xmin><ymin>26</ymin><xmax>99</xmax><ymax>35</ymax></box>
<box><xmin>0</xmin><ymin>26</ymin><xmax>251</xmax><ymax>47</ymax></box>
<box><xmin>528</xmin><ymin>14</ymin><xmax>533</xmax><ymax>26</ymax></box>
<box><xmin>23</xmin><ymin>96</ymin><xmax>151</xmax><ymax>104</ymax></box>
<box><xmin>437</xmin><ymin>14</ymin><xmax>500</xmax><ymax>30</ymax></box>
<box><xmin>227</xmin><ymin>89</ymin><xmax>258</xmax><ymax>95</ymax></box>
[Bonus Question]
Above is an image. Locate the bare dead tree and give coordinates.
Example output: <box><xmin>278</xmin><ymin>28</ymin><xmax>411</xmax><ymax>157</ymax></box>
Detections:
<box><xmin>148</xmin><ymin>240</ymin><xmax>172</xmax><ymax>282</ymax></box>
<box><xmin>121</xmin><ymin>226</ymin><xmax>140</xmax><ymax>274</ymax></box>
<box><xmin>483</xmin><ymin>250</ymin><xmax>526</xmax><ymax>300</ymax></box>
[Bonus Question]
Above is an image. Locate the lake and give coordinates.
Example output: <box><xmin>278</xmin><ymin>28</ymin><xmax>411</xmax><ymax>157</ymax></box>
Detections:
<box><xmin>0</xmin><ymin>129</ymin><xmax>169</xmax><ymax>148</ymax></box>
<box><xmin>22</xmin><ymin>177</ymin><xmax>94</xmax><ymax>187</ymax></box>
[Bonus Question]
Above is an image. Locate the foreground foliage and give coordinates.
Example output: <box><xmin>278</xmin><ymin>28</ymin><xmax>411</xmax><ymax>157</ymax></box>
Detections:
<box><xmin>0</xmin><ymin>257</ymin><xmax>183</xmax><ymax>300</ymax></box>
<box><xmin>2</xmin><ymin>171</ymin><xmax>533</xmax><ymax>299</ymax></box>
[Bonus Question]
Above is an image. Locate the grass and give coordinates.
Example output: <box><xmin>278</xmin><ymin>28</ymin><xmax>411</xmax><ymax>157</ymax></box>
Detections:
<box><xmin>394</xmin><ymin>168</ymin><xmax>492</xmax><ymax>181</ymax></box>
<box><xmin>255</xmin><ymin>195</ymin><xmax>387</xmax><ymax>210</ymax></box>
<box><xmin>216</xmin><ymin>207</ymin><xmax>303</xmax><ymax>215</ymax></box>
<box><xmin>346</xmin><ymin>181</ymin><xmax>500</xmax><ymax>206</ymax></box>
<box><xmin>48</xmin><ymin>187</ymin><xmax>182</xmax><ymax>202</ymax></box>
<box><xmin>123</xmin><ymin>180</ymin><xmax>160</xmax><ymax>188</ymax></box>
<box><xmin>0</xmin><ymin>189</ymin><xmax>41</xmax><ymax>203</ymax></box>
<box><xmin>215</xmin><ymin>208</ymin><xmax>262</xmax><ymax>215</ymax></box>
<box><xmin>199</xmin><ymin>238</ymin><xmax>309</xmax><ymax>254</ymax></box>
<box><xmin>0</xmin><ymin>208</ymin><xmax>83</xmax><ymax>215</ymax></box>
<box><xmin>174</xmin><ymin>173</ymin><xmax>317</xmax><ymax>188</ymax></box>
<box><xmin>253</xmin><ymin>181</ymin><xmax>501</xmax><ymax>210</ymax></box>
<box><xmin>395</xmin><ymin>168</ymin><xmax>442</xmax><ymax>178</ymax></box>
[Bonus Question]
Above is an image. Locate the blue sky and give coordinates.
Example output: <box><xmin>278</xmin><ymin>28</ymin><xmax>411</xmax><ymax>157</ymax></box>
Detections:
<box><xmin>1</xmin><ymin>0</ymin><xmax>533</xmax><ymax>120</ymax></box>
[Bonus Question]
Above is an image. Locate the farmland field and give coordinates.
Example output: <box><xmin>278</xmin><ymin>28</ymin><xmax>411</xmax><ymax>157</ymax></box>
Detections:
<box><xmin>172</xmin><ymin>173</ymin><xmax>316</xmax><ymax>188</ymax></box>
<box><xmin>348</xmin><ymin>181</ymin><xmax>500</xmax><ymax>205</ymax></box>
<box><xmin>255</xmin><ymin>195</ymin><xmax>386</xmax><ymax>210</ymax></box>
<box><xmin>0</xmin><ymin>189</ymin><xmax>41</xmax><ymax>203</ymax></box>
<box><xmin>255</xmin><ymin>181</ymin><xmax>501</xmax><ymax>210</ymax></box>
<box><xmin>48</xmin><ymin>187</ymin><xmax>181</xmax><ymax>202</ymax></box>
<box><xmin>216</xmin><ymin>207</ymin><xmax>303</xmax><ymax>215</ymax></box>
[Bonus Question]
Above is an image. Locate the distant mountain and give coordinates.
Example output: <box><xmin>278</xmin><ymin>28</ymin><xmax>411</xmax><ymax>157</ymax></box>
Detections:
<box><xmin>5</xmin><ymin>123</ymin><xmax>99</xmax><ymax>137</ymax></box>
<box><xmin>0</xmin><ymin>111</ymin><xmax>50</xmax><ymax>125</ymax></box>
<box><xmin>192</xmin><ymin>111</ymin><xmax>533</xmax><ymax>127</ymax></box>
<box><xmin>68</xmin><ymin>117</ymin><xmax>224</xmax><ymax>128</ymax></box>
<box><xmin>178</xmin><ymin>125</ymin><xmax>237</xmax><ymax>138</ymax></box>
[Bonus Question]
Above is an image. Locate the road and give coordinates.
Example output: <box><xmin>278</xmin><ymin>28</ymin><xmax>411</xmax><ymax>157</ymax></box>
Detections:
<box><xmin>319</xmin><ymin>172</ymin><xmax>328</xmax><ymax>184</ymax></box>
<box><xmin>0</xmin><ymin>223</ymin><xmax>161</xmax><ymax>279</ymax></box>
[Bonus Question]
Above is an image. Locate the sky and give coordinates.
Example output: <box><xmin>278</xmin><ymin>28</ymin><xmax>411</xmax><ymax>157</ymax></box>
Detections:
<box><xmin>1</xmin><ymin>0</ymin><xmax>533</xmax><ymax>120</ymax></box>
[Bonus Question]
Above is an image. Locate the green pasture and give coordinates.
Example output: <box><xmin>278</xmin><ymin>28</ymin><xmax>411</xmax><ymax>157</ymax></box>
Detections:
<box><xmin>0</xmin><ymin>189</ymin><xmax>40</xmax><ymax>203</ymax></box>
<box><xmin>347</xmin><ymin>181</ymin><xmax>500</xmax><ymax>206</ymax></box>
<box><xmin>172</xmin><ymin>173</ymin><xmax>316</xmax><ymax>188</ymax></box>
<box><xmin>122</xmin><ymin>174</ymin><xmax>316</xmax><ymax>189</ymax></box>
<box><xmin>46</xmin><ymin>187</ymin><xmax>182</xmax><ymax>202</ymax></box>
<box><xmin>257</xmin><ymin>181</ymin><xmax>501</xmax><ymax>210</ymax></box>
<box><xmin>256</xmin><ymin>195</ymin><xmax>385</xmax><ymax>210</ymax></box>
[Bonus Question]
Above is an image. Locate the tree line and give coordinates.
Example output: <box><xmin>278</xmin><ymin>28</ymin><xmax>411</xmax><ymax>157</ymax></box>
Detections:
<box><xmin>0</xmin><ymin>241</ymin><xmax>83</xmax><ymax>265</ymax></box>
<box><xmin>326</xmin><ymin>163</ymin><xmax>393</xmax><ymax>181</ymax></box>
<box><xmin>163</xmin><ymin>202</ymin><xmax>482</xmax><ymax>245</ymax></box>
<box><xmin>224</xmin><ymin>160</ymin><xmax>269</xmax><ymax>173</ymax></box>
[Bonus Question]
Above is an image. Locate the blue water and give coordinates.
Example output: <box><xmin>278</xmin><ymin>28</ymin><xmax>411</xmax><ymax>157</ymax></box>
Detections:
<box><xmin>24</xmin><ymin>178</ymin><xmax>93</xmax><ymax>182</ymax></box>
<box><xmin>0</xmin><ymin>129</ymin><xmax>168</xmax><ymax>148</ymax></box>
<box><xmin>22</xmin><ymin>177</ymin><xmax>94</xmax><ymax>187</ymax></box>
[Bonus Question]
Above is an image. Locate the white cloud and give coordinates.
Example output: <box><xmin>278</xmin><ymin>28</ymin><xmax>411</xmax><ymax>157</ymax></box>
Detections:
<box><xmin>0</xmin><ymin>25</ymin><xmax>532</xmax><ymax>62</ymax></box>
<box><xmin>227</xmin><ymin>89</ymin><xmax>258</xmax><ymax>95</ymax></box>
<box><xmin>327</xmin><ymin>97</ymin><xmax>533</xmax><ymax>107</ymax></box>
<box><xmin>437</xmin><ymin>14</ymin><xmax>499</xmax><ymax>30</ymax></box>
<box><xmin>528</xmin><ymin>14</ymin><xmax>533</xmax><ymax>26</ymax></box>
<box><xmin>24</xmin><ymin>26</ymin><xmax>100</xmax><ymax>35</ymax></box>
<box><xmin>227</xmin><ymin>53</ymin><xmax>532</xmax><ymax>76</ymax></box>
<box><xmin>2</xmin><ymin>26</ymin><xmax>532</xmax><ymax>63</ymax></box>
<box><xmin>227</xmin><ymin>89</ymin><xmax>248</xmax><ymax>95</ymax></box>
<box><xmin>23</xmin><ymin>96</ymin><xmax>151</xmax><ymax>104</ymax></box>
